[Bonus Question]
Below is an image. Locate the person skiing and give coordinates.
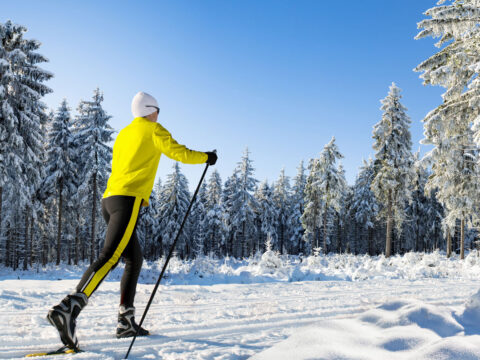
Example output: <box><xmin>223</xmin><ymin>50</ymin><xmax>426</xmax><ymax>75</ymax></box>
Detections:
<box><xmin>46</xmin><ymin>91</ymin><xmax>218</xmax><ymax>350</ymax></box>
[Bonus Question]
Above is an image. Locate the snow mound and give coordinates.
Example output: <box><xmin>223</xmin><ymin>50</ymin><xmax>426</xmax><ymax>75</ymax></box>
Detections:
<box><xmin>458</xmin><ymin>288</ymin><xmax>480</xmax><ymax>329</ymax></box>
<box><xmin>251</xmin><ymin>298</ymin><xmax>480</xmax><ymax>360</ymax></box>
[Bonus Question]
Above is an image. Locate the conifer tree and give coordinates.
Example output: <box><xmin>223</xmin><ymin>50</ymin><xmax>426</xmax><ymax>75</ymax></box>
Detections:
<box><xmin>302</xmin><ymin>137</ymin><xmax>344</xmax><ymax>254</ymax></box>
<box><xmin>350</xmin><ymin>158</ymin><xmax>378</xmax><ymax>255</ymax></box>
<box><xmin>0</xmin><ymin>20</ymin><xmax>52</xmax><ymax>268</ymax></box>
<box><xmin>273</xmin><ymin>168</ymin><xmax>291</xmax><ymax>254</ymax></box>
<box><xmin>288</xmin><ymin>160</ymin><xmax>306</xmax><ymax>254</ymax></box>
<box><xmin>73</xmin><ymin>88</ymin><xmax>113</xmax><ymax>263</ymax></box>
<box><xmin>204</xmin><ymin>170</ymin><xmax>224</xmax><ymax>256</ymax></box>
<box><xmin>230</xmin><ymin>148</ymin><xmax>258</xmax><ymax>257</ymax></box>
<box><xmin>371</xmin><ymin>83</ymin><xmax>414</xmax><ymax>257</ymax></box>
<box><xmin>190</xmin><ymin>182</ymin><xmax>208</xmax><ymax>257</ymax></box>
<box><xmin>254</xmin><ymin>180</ymin><xmax>277</xmax><ymax>253</ymax></box>
<box><xmin>158</xmin><ymin>163</ymin><xmax>191</xmax><ymax>258</ymax></box>
<box><xmin>42</xmin><ymin>100</ymin><xmax>75</xmax><ymax>265</ymax></box>
<box><xmin>222</xmin><ymin>170</ymin><xmax>239</xmax><ymax>256</ymax></box>
<box><xmin>415</xmin><ymin>1</ymin><xmax>480</xmax><ymax>259</ymax></box>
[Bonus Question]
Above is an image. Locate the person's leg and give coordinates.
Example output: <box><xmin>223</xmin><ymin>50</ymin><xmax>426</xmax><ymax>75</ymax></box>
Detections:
<box><xmin>120</xmin><ymin>231</ymin><xmax>144</xmax><ymax>307</ymax></box>
<box><xmin>116</xmin><ymin>212</ymin><xmax>150</xmax><ymax>338</ymax></box>
<box><xmin>76</xmin><ymin>196</ymin><xmax>143</xmax><ymax>297</ymax></box>
<box><xmin>48</xmin><ymin>195</ymin><xmax>143</xmax><ymax>348</ymax></box>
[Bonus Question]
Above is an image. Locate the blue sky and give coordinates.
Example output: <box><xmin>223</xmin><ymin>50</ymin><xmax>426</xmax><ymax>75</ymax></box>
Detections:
<box><xmin>4</xmin><ymin>0</ymin><xmax>444</xmax><ymax>188</ymax></box>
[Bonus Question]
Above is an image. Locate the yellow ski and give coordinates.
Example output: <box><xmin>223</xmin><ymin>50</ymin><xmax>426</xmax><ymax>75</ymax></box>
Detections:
<box><xmin>26</xmin><ymin>346</ymin><xmax>82</xmax><ymax>357</ymax></box>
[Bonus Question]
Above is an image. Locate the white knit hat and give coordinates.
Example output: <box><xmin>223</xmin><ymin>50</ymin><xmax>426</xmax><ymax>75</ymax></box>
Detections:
<box><xmin>131</xmin><ymin>91</ymin><xmax>159</xmax><ymax>118</ymax></box>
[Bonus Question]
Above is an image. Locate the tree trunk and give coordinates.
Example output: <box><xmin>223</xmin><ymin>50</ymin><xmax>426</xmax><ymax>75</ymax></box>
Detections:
<box><xmin>337</xmin><ymin>214</ymin><xmax>342</xmax><ymax>254</ymax></box>
<box><xmin>323</xmin><ymin>204</ymin><xmax>328</xmax><ymax>254</ymax></box>
<box><xmin>13</xmin><ymin>215</ymin><xmax>18</xmax><ymax>270</ymax></box>
<box><xmin>279</xmin><ymin>224</ymin><xmax>284</xmax><ymax>255</ymax></box>
<box><xmin>29</xmin><ymin>213</ymin><xmax>33</xmax><ymax>267</ymax></box>
<box><xmin>91</xmin><ymin>173</ymin><xmax>97</xmax><ymax>264</ymax></box>
<box><xmin>447</xmin><ymin>227</ymin><xmax>452</xmax><ymax>258</ymax></box>
<box><xmin>42</xmin><ymin>232</ymin><xmax>47</xmax><ymax>266</ymax></box>
<box><xmin>0</xmin><ymin>186</ymin><xmax>2</xmax><ymax>262</ymax></box>
<box><xmin>5</xmin><ymin>225</ymin><xmax>9</xmax><ymax>267</ymax></box>
<box><xmin>242</xmin><ymin>221</ymin><xmax>246</xmax><ymax>258</ymax></box>
<box><xmin>74</xmin><ymin>224</ymin><xmax>79</xmax><ymax>265</ymax></box>
<box><xmin>386</xmin><ymin>189</ymin><xmax>393</xmax><ymax>258</ymax></box>
<box><xmin>460</xmin><ymin>218</ymin><xmax>465</xmax><ymax>260</ymax></box>
<box><xmin>23</xmin><ymin>207</ymin><xmax>29</xmax><ymax>270</ymax></box>
<box><xmin>56</xmin><ymin>178</ymin><xmax>63</xmax><ymax>265</ymax></box>
<box><xmin>368</xmin><ymin>226</ymin><xmax>373</xmax><ymax>256</ymax></box>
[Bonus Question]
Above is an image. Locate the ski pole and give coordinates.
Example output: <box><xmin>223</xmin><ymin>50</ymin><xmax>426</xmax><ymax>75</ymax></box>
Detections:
<box><xmin>125</xmin><ymin>159</ymin><xmax>212</xmax><ymax>359</ymax></box>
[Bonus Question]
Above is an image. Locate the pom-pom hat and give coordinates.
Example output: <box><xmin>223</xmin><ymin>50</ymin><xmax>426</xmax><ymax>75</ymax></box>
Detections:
<box><xmin>131</xmin><ymin>91</ymin><xmax>159</xmax><ymax>118</ymax></box>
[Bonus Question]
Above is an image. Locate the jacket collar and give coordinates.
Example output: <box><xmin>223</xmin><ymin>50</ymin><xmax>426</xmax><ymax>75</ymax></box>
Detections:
<box><xmin>132</xmin><ymin>116</ymin><xmax>151</xmax><ymax>124</ymax></box>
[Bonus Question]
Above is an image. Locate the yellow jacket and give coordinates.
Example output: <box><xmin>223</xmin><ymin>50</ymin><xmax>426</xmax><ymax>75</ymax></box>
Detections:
<box><xmin>103</xmin><ymin>116</ymin><xmax>208</xmax><ymax>207</ymax></box>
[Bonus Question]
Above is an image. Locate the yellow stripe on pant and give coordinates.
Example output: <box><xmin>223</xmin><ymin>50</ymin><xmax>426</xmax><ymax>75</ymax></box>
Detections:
<box><xmin>82</xmin><ymin>196</ymin><xmax>142</xmax><ymax>297</ymax></box>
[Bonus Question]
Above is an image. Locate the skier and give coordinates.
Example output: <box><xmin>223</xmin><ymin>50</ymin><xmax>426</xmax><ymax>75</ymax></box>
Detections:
<box><xmin>46</xmin><ymin>91</ymin><xmax>218</xmax><ymax>350</ymax></box>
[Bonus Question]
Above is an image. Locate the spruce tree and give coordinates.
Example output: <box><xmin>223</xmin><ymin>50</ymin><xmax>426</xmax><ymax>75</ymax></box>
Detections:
<box><xmin>222</xmin><ymin>170</ymin><xmax>239</xmax><ymax>256</ymax></box>
<box><xmin>230</xmin><ymin>148</ymin><xmax>258</xmax><ymax>257</ymax></box>
<box><xmin>273</xmin><ymin>168</ymin><xmax>291</xmax><ymax>254</ymax></box>
<box><xmin>204</xmin><ymin>170</ymin><xmax>224</xmax><ymax>256</ymax></box>
<box><xmin>288</xmin><ymin>160</ymin><xmax>306</xmax><ymax>254</ymax></box>
<box><xmin>302</xmin><ymin>137</ymin><xmax>344</xmax><ymax>254</ymax></box>
<box><xmin>415</xmin><ymin>1</ymin><xmax>480</xmax><ymax>259</ymax></box>
<box><xmin>350</xmin><ymin>158</ymin><xmax>378</xmax><ymax>255</ymax></box>
<box><xmin>158</xmin><ymin>163</ymin><xmax>191</xmax><ymax>258</ymax></box>
<box><xmin>0</xmin><ymin>20</ymin><xmax>52</xmax><ymax>268</ymax></box>
<box><xmin>42</xmin><ymin>100</ymin><xmax>75</xmax><ymax>265</ymax></box>
<box><xmin>371</xmin><ymin>83</ymin><xmax>414</xmax><ymax>257</ymax></box>
<box><xmin>254</xmin><ymin>180</ymin><xmax>277</xmax><ymax>253</ymax></box>
<box><xmin>73</xmin><ymin>88</ymin><xmax>113</xmax><ymax>263</ymax></box>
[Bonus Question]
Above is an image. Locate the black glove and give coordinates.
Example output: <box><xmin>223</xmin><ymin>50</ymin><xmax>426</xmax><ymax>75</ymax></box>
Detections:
<box><xmin>205</xmin><ymin>151</ymin><xmax>217</xmax><ymax>166</ymax></box>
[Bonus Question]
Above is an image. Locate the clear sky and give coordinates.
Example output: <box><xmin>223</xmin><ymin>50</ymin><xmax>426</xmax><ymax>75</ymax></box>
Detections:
<box><xmin>3</xmin><ymin>0</ymin><xmax>444</xmax><ymax>189</ymax></box>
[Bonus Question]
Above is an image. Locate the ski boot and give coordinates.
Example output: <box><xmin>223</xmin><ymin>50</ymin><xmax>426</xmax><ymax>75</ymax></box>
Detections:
<box><xmin>47</xmin><ymin>292</ymin><xmax>88</xmax><ymax>350</ymax></box>
<box><xmin>116</xmin><ymin>305</ymin><xmax>150</xmax><ymax>338</ymax></box>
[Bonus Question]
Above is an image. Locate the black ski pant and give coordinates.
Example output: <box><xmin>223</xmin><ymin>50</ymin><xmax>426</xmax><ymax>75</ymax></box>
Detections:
<box><xmin>76</xmin><ymin>195</ymin><xmax>144</xmax><ymax>307</ymax></box>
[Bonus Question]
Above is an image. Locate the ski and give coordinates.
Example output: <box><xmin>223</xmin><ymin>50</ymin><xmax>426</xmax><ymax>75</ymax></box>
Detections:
<box><xmin>26</xmin><ymin>345</ymin><xmax>83</xmax><ymax>357</ymax></box>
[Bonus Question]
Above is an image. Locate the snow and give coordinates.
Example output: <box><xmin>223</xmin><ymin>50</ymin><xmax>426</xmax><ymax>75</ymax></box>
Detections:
<box><xmin>252</xmin><ymin>297</ymin><xmax>480</xmax><ymax>360</ymax></box>
<box><xmin>2</xmin><ymin>252</ymin><xmax>480</xmax><ymax>359</ymax></box>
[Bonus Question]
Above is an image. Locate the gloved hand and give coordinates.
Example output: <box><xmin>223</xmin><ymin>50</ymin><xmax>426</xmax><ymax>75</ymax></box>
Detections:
<box><xmin>205</xmin><ymin>151</ymin><xmax>217</xmax><ymax>166</ymax></box>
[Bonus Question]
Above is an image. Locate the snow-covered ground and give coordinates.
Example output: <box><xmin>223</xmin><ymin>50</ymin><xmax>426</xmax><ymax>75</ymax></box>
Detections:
<box><xmin>1</xmin><ymin>252</ymin><xmax>480</xmax><ymax>359</ymax></box>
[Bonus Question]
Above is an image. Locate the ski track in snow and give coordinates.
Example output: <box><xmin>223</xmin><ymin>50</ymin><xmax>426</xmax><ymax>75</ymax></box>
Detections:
<box><xmin>0</xmin><ymin>278</ymin><xmax>478</xmax><ymax>359</ymax></box>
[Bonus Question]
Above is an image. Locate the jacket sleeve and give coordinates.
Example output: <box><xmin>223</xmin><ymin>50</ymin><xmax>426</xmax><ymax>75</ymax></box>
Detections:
<box><xmin>152</xmin><ymin>123</ymin><xmax>208</xmax><ymax>164</ymax></box>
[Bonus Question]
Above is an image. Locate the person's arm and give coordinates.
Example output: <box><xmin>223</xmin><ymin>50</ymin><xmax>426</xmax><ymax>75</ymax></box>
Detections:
<box><xmin>152</xmin><ymin>123</ymin><xmax>208</xmax><ymax>164</ymax></box>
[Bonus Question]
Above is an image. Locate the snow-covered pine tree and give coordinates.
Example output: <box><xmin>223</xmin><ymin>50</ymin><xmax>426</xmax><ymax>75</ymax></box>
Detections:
<box><xmin>415</xmin><ymin>1</ymin><xmax>480</xmax><ymax>259</ymax></box>
<box><xmin>0</xmin><ymin>20</ymin><xmax>52</xmax><ymax>268</ymax></box>
<box><xmin>221</xmin><ymin>170</ymin><xmax>239</xmax><ymax>257</ymax></box>
<box><xmin>350</xmin><ymin>158</ymin><xmax>379</xmax><ymax>255</ymax></box>
<box><xmin>404</xmin><ymin>151</ymin><xmax>429</xmax><ymax>253</ymax></box>
<box><xmin>273</xmin><ymin>168</ymin><xmax>291</xmax><ymax>254</ymax></box>
<box><xmin>189</xmin><ymin>182</ymin><xmax>208</xmax><ymax>257</ymax></box>
<box><xmin>302</xmin><ymin>137</ymin><xmax>345</xmax><ymax>254</ymax></box>
<box><xmin>137</xmin><ymin>182</ymin><xmax>160</xmax><ymax>260</ymax></box>
<box><xmin>302</xmin><ymin>158</ymin><xmax>322</xmax><ymax>253</ymax></box>
<box><xmin>371</xmin><ymin>83</ymin><xmax>414</xmax><ymax>257</ymax></box>
<box><xmin>230</xmin><ymin>148</ymin><xmax>259</xmax><ymax>257</ymax></box>
<box><xmin>42</xmin><ymin>100</ymin><xmax>76</xmax><ymax>265</ymax></box>
<box><xmin>254</xmin><ymin>180</ymin><xmax>277</xmax><ymax>254</ymax></box>
<box><xmin>204</xmin><ymin>169</ymin><xmax>224</xmax><ymax>256</ymax></box>
<box><xmin>287</xmin><ymin>160</ymin><xmax>306</xmax><ymax>254</ymax></box>
<box><xmin>73</xmin><ymin>88</ymin><xmax>114</xmax><ymax>263</ymax></box>
<box><xmin>334</xmin><ymin>162</ymin><xmax>349</xmax><ymax>253</ymax></box>
<box><xmin>157</xmin><ymin>163</ymin><xmax>191</xmax><ymax>258</ymax></box>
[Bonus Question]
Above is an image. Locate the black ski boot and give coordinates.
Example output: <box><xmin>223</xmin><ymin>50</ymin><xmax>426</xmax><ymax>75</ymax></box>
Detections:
<box><xmin>47</xmin><ymin>292</ymin><xmax>88</xmax><ymax>350</ymax></box>
<box><xmin>116</xmin><ymin>305</ymin><xmax>150</xmax><ymax>338</ymax></box>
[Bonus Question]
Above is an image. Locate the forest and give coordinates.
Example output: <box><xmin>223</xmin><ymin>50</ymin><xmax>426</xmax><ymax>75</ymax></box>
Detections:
<box><xmin>1</xmin><ymin>2</ymin><xmax>480</xmax><ymax>270</ymax></box>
